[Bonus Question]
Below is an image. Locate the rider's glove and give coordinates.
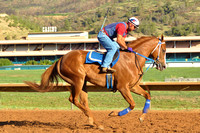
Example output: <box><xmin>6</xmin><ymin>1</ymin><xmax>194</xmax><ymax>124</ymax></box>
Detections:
<box><xmin>127</xmin><ymin>47</ymin><xmax>133</xmax><ymax>52</ymax></box>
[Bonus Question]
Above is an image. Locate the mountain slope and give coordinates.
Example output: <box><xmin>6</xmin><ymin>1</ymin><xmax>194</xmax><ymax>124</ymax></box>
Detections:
<box><xmin>0</xmin><ymin>0</ymin><xmax>199</xmax><ymax>39</ymax></box>
<box><xmin>0</xmin><ymin>16</ymin><xmax>29</xmax><ymax>40</ymax></box>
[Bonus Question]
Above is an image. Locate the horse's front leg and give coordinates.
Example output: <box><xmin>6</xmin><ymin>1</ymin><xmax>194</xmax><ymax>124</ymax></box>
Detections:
<box><xmin>109</xmin><ymin>87</ymin><xmax>135</xmax><ymax>117</ymax></box>
<box><xmin>129</xmin><ymin>84</ymin><xmax>151</xmax><ymax>122</ymax></box>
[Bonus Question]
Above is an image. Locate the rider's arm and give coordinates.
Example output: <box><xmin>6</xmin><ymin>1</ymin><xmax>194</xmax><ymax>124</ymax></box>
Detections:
<box><xmin>116</xmin><ymin>34</ymin><xmax>128</xmax><ymax>50</ymax></box>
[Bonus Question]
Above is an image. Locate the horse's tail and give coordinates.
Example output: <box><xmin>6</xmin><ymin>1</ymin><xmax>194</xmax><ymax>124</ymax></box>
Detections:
<box><xmin>56</xmin><ymin>57</ymin><xmax>73</xmax><ymax>86</ymax></box>
<box><xmin>25</xmin><ymin>59</ymin><xmax>60</xmax><ymax>92</ymax></box>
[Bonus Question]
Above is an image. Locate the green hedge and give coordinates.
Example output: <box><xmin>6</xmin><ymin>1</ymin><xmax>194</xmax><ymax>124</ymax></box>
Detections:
<box><xmin>0</xmin><ymin>58</ymin><xmax>13</xmax><ymax>67</ymax></box>
<box><xmin>24</xmin><ymin>60</ymin><xmax>38</xmax><ymax>65</ymax></box>
<box><xmin>39</xmin><ymin>60</ymin><xmax>53</xmax><ymax>65</ymax></box>
<box><xmin>24</xmin><ymin>60</ymin><xmax>54</xmax><ymax>65</ymax></box>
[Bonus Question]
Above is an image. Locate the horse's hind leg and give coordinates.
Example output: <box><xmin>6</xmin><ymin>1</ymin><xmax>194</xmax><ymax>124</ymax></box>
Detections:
<box><xmin>130</xmin><ymin>84</ymin><xmax>151</xmax><ymax>122</ymax></box>
<box><xmin>79</xmin><ymin>82</ymin><xmax>89</xmax><ymax>108</ymax></box>
<box><xmin>69</xmin><ymin>80</ymin><xmax>103</xmax><ymax>129</ymax></box>
<box><xmin>79</xmin><ymin>81</ymin><xmax>95</xmax><ymax>126</ymax></box>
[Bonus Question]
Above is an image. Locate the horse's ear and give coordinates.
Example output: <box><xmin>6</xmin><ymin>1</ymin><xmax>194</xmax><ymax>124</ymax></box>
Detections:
<box><xmin>161</xmin><ymin>34</ymin><xmax>164</xmax><ymax>41</ymax></box>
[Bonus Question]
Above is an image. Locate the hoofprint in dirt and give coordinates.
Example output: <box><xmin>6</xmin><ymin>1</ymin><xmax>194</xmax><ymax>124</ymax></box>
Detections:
<box><xmin>0</xmin><ymin>110</ymin><xmax>199</xmax><ymax>133</ymax></box>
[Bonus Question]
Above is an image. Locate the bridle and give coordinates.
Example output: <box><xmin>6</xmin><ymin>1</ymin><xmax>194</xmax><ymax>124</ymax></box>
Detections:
<box><xmin>131</xmin><ymin>39</ymin><xmax>166</xmax><ymax>71</ymax></box>
<box><xmin>151</xmin><ymin>39</ymin><xmax>166</xmax><ymax>61</ymax></box>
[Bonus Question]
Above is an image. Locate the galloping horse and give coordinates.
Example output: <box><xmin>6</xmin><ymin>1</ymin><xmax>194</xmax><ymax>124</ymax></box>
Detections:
<box><xmin>25</xmin><ymin>35</ymin><xmax>166</xmax><ymax>129</ymax></box>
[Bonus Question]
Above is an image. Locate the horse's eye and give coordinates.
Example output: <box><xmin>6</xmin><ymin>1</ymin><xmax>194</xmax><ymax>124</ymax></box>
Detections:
<box><xmin>162</xmin><ymin>49</ymin><xmax>166</xmax><ymax>53</ymax></box>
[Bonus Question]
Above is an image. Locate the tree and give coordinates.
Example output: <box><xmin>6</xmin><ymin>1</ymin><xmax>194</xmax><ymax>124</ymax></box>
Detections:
<box><xmin>136</xmin><ymin>1</ymin><xmax>144</xmax><ymax>16</ymax></box>
<box><xmin>166</xmin><ymin>24</ymin><xmax>193</xmax><ymax>36</ymax></box>
<box><xmin>64</xmin><ymin>19</ymin><xmax>71</xmax><ymax>31</ymax></box>
<box><xmin>163</xmin><ymin>1</ymin><xmax>174</xmax><ymax>15</ymax></box>
<box><xmin>139</xmin><ymin>20</ymin><xmax>157</xmax><ymax>36</ymax></box>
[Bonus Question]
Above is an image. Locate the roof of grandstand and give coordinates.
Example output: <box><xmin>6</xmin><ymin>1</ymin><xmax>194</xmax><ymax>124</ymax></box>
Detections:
<box><xmin>0</xmin><ymin>36</ymin><xmax>199</xmax><ymax>45</ymax></box>
<box><xmin>27</xmin><ymin>31</ymin><xmax>89</xmax><ymax>40</ymax></box>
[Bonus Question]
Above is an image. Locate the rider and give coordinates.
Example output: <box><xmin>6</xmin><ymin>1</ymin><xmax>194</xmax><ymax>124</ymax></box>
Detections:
<box><xmin>97</xmin><ymin>17</ymin><xmax>140</xmax><ymax>73</ymax></box>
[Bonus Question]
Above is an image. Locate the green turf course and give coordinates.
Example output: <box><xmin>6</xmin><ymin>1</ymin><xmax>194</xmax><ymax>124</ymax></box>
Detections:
<box><xmin>0</xmin><ymin>68</ymin><xmax>200</xmax><ymax>110</ymax></box>
<box><xmin>0</xmin><ymin>70</ymin><xmax>44</xmax><ymax>83</ymax></box>
<box><xmin>0</xmin><ymin>67</ymin><xmax>200</xmax><ymax>83</ymax></box>
<box><xmin>142</xmin><ymin>67</ymin><xmax>200</xmax><ymax>82</ymax></box>
<box><xmin>1</xmin><ymin>91</ymin><xmax>200</xmax><ymax>110</ymax></box>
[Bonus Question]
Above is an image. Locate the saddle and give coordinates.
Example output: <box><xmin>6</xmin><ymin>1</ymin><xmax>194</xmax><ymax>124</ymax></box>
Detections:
<box><xmin>85</xmin><ymin>50</ymin><xmax>120</xmax><ymax>68</ymax></box>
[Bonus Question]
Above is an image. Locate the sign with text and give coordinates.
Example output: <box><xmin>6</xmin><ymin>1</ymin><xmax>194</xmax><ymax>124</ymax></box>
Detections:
<box><xmin>42</xmin><ymin>26</ymin><xmax>57</xmax><ymax>32</ymax></box>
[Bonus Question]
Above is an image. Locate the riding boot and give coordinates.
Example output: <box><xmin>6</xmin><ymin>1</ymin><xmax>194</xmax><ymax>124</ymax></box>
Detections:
<box><xmin>101</xmin><ymin>67</ymin><xmax>116</xmax><ymax>73</ymax></box>
<box><xmin>101</xmin><ymin>67</ymin><xmax>108</xmax><ymax>73</ymax></box>
<box><xmin>107</xmin><ymin>68</ymin><xmax>116</xmax><ymax>73</ymax></box>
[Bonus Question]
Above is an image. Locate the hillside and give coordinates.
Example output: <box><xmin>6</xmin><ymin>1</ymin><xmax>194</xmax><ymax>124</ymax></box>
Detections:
<box><xmin>0</xmin><ymin>0</ymin><xmax>200</xmax><ymax>40</ymax></box>
<box><xmin>0</xmin><ymin>16</ymin><xmax>29</xmax><ymax>40</ymax></box>
<box><xmin>0</xmin><ymin>0</ymin><xmax>110</xmax><ymax>15</ymax></box>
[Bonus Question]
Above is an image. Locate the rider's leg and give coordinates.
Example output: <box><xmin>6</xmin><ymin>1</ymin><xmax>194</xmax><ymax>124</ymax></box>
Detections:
<box><xmin>97</xmin><ymin>31</ymin><xmax>119</xmax><ymax>72</ymax></box>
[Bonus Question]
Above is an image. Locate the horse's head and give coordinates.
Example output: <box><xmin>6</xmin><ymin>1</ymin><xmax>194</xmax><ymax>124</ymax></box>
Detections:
<box><xmin>151</xmin><ymin>35</ymin><xmax>166</xmax><ymax>71</ymax></box>
<box><xmin>127</xmin><ymin>35</ymin><xmax>166</xmax><ymax>71</ymax></box>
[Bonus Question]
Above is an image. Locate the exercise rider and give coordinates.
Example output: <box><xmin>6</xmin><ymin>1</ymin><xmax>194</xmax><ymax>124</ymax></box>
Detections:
<box><xmin>97</xmin><ymin>17</ymin><xmax>140</xmax><ymax>73</ymax></box>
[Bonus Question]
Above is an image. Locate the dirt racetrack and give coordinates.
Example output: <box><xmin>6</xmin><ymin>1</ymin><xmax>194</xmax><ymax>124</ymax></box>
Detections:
<box><xmin>0</xmin><ymin>110</ymin><xmax>200</xmax><ymax>133</ymax></box>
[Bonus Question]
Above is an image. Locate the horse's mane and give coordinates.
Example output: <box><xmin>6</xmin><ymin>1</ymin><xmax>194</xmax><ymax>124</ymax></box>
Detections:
<box><xmin>127</xmin><ymin>36</ymin><xmax>157</xmax><ymax>48</ymax></box>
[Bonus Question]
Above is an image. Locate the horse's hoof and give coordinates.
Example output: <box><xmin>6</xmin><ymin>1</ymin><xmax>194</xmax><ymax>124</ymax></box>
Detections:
<box><xmin>139</xmin><ymin>117</ymin><xmax>144</xmax><ymax>123</ymax></box>
<box><xmin>98</xmin><ymin>125</ymin><xmax>104</xmax><ymax>130</ymax></box>
<box><xmin>88</xmin><ymin>117</ymin><xmax>94</xmax><ymax>125</ymax></box>
<box><xmin>139</xmin><ymin>114</ymin><xmax>146</xmax><ymax>123</ymax></box>
<box><xmin>109</xmin><ymin>111</ymin><xmax>118</xmax><ymax>117</ymax></box>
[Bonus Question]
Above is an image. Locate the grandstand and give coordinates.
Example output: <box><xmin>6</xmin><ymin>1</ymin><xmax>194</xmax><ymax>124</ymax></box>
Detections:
<box><xmin>0</xmin><ymin>35</ymin><xmax>200</xmax><ymax>66</ymax></box>
<box><xmin>165</xmin><ymin>36</ymin><xmax>200</xmax><ymax>63</ymax></box>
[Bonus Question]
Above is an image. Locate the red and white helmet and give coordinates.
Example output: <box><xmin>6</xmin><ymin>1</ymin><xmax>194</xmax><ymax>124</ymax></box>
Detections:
<box><xmin>128</xmin><ymin>17</ymin><xmax>139</xmax><ymax>28</ymax></box>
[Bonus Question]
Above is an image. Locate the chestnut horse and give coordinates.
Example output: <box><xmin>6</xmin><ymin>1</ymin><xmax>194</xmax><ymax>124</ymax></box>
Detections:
<box><xmin>25</xmin><ymin>35</ymin><xmax>166</xmax><ymax>129</ymax></box>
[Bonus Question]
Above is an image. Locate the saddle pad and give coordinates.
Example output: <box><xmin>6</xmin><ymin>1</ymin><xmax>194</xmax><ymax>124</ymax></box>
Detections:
<box><xmin>85</xmin><ymin>50</ymin><xmax>120</xmax><ymax>68</ymax></box>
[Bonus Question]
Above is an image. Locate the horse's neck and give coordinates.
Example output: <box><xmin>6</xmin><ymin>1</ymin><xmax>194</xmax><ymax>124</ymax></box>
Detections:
<box><xmin>134</xmin><ymin>45</ymin><xmax>152</xmax><ymax>57</ymax></box>
<box><xmin>132</xmin><ymin>38</ymin><xmax>157</xmax><ymax>67</ymax></box>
